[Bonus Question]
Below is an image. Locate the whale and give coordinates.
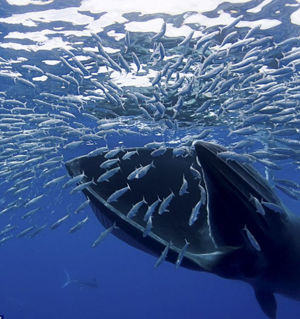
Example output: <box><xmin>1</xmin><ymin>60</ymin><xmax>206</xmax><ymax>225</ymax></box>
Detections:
<box><xmin>65</xmin><ymin>141</ymin><xmax>300</xmax><ymax>319</ymax></box>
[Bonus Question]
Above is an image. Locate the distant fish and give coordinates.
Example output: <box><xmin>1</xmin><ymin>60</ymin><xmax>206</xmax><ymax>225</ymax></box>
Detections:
<box><xmin>150</xmin><ymin>21</ymin><xmax>166</xmax><ymax>42</ymax></box>
<box><xmin>61</xmin><ymin>270</ymin><xmax>98</xmax><ymax>289</ymax></box>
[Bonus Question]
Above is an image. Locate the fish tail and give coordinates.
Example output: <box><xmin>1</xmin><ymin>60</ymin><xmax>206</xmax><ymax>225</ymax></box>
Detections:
<box><xmin>61</xmin><ymin>269</ymin><xmax>72</xmax><ymax>288</ymax></box>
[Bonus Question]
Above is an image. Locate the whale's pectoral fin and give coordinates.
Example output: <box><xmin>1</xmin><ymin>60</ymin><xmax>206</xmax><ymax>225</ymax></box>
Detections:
<box><xmin>255</xmin><ymin>289</ymin><xmax>277</xmax><ymax>319</ymax></box>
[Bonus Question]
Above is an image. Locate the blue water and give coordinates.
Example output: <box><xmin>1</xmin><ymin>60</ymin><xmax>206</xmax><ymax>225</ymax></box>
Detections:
<box><xmin>1</xmin><ymin>0</ymin><xmax>300</xmax><ymax>318</ymax></box>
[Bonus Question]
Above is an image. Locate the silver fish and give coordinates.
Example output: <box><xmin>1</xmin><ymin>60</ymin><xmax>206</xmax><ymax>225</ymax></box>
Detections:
<box><xmin>243</xmin><ymin>225</ymin><xmax>261</xmax><ymax>252</ymax></box>
<box><xmin>179</xmin><ymin>174</ymin><xmax>189</xmax><ymax>196</ymax></box>
<box><xmin>69</xmin><ymin>217</ymin><xmax>89</xmax><ymax>234</ymax></box>
<box><xmin>158</xmin><ymin>191</ymin><xmax>175</xmax><ymax>215</ymax></box>
<box><xmin>75</xmin><ymin>198</ymin><xmax>91</xmax><ymax>214</ymax></box>
<box><xmin>70</xmin><ymin>179</ymin><xmax>96</xmax><ymax>194</ymax></box>
<box><xmin>155</xmin><ymin>241</ymin><xmax>172</xmax><ymax>267</ymax></box>
<box><xmin>97</xmin><ymin>167</ymin><xmax>121</xmax><ymax>183</ymax></box>
<box><xmin>143</xmin><ymin>216</ymin><xmax>153</xmax><ymax>238</ymax></box>
<box><xmin>127</xmin><ymin>197</ymin><xmax>147</xmax><ymax>219</ymax></box>
<box><xmin>50</xmin><ymin>214</ymin><xmax>70</xmax><ymax>230</ymax></box>
<box><xmin>175</xmin><ymin>239</ymin><xmax>190</xmax><ymax>269</ymax></box>
<box><xmin>107</xmin><ymin>184</ymin><xmax>131</xmax><ymax>203</ymax></box>
<box><xmin>92</xmin><ymin>222</ymin><xmax>118</xmax><ymax>247</ymax></box>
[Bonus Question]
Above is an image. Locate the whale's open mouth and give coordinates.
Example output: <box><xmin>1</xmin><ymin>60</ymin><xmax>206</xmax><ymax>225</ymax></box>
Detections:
<box><xmin>65</xmin><ymin>141</ymin><xmax>286</xmax><ymax>274</ymax></box>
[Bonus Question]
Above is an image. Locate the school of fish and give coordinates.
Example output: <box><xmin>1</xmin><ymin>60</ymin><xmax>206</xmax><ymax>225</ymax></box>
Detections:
<box><xmin>0</xmin><ymin>13</ymin><xmax>300</xmax><ymax>268</ymax></box>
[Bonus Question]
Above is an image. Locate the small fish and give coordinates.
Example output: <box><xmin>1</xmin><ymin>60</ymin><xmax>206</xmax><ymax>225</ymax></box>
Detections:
<box><xmin>100</xmin><ymin>158</ymin><xmax>120</xmax><ymax>169</ymax></box>
<box><xmin>274</xmin><ymin>178</ymin><xmax>300</xmax><ymax>189</ymax></box>
<box><xmin>69</xmin><ymin>217</ymin><xmax>89</xmax><ymax>233</ymax></box>
<box><xmin>158</xmin><ymin>42</ymin><xmax>165</xmax><ymax>61</ymax></box>
<box><xmin>194</xmin><ymin>129</ymin><xmax>212</xmax><ymax>140</ymax></box>
<box><xmin>107</xmin><ymin>184</ymin><xmax>131</xmax><ymax>203</ymax></box>
<box><xmin>249</xmin><ymin>194</ymin><xmax>265</xmax><ymax>216</ymax></box>
<box><xmin>63</xmin><ymin>172</ymin><xmax>86</xmax><ymax>188</ymax></box>
<box><xmin>220</xmin><ymin>30</ymin><xmax>238</xmax><ymax>46</ymax></box>
<box><xmin>178</xmin><ymin>78</ymin><xmax>194</xmax><ymax>95</ymax></box>
<box><xmin>61</xmin><ymin>269</ymin><xmax>98</xmax><ymax>289</ymax></box>
<box><xmin>172</xmin><ymin>146</ymin><xmax>190</xmax><ymax>158</ymax></box>
<box><xmin>118</xmin><ymin>53</ymin><xmax>131</xmax><ymax>73</ymax></box>
<box><xmin>155</xmin><ymin>241</ymin><xmax>172</xmax><ymax>267</ymax></box>
<box><xmin>127</xmin><ymin>197</ymin><xmax>147</xmax><ymax>219</ymax></box>
<box><xmin>13</xmin><ymin>186</ymin><xmax>30</xmax><ymax>196</ymax></box>
<box><xmin>243</xmin><ymin>225</ymin><xmax>261</xmax><ymax>252</ymax></box>
<box><xmin>127</xmin><ymin>161</ymin><xmax>155</xmax><ymax>180</ymax></box>
<box><xmin>228</xmin><ymin>127</ymin><xmax>257</xmax><ymax>136</ymax></box>
<box><xmin>221</xmin><ymin>15</ymin><xmax>243</xmax><ymax>33</ymax></box>
<box><xmin>244</xmin><ymin>24</ymin><xmax>261</xmax><ymax>39</ymax></box>
<box><xmin>150</xmin><ymin>21</ymin><xmax>166</xmax><ymax>42</ymax></box>
<box><xmin>87</xmin><ymin>147</ymin><xmax>109</xmax><ymax>158</ymax></box>
<box><xmin>152</xmin><ymin>71</ymin><xmax>162</xmax><ymax>86</ymax></box>
<box><xmin>43</xmin><ymin>175</ymin><xmax>67</xmax><ymax>188</ymax></box>
<box><xmin>145</xmin><ymin>141</ymin><xmax>165</xmax><ymax>149</ymax></box>
<box><xmin>70</xmin><ymin>179</ymin><xmax>96</xmax><ymax>194</ymax></box>
<box><xmin>14</xmin><ymin>176</ymin><xmax>35</xmax><ymax>188</ymax></box>
<box><xmin>21</xmin><ymin>64</ymin><xmax>44</xmax><ymax>74</ymax></box>
<box><xmin>257</xmin><ymin>159</ymin><xmax>281</xmax><ymax>170</ymax></box>
<box><xmin>190</xmin><ymin>164</ymin><xmax>202</xmax><ymax>180</ymax></box>
<box><xmin>175</xmin><ymin>239</ymin><xmax>190</xmax><ymax>269</ymax></box>
<box><xmin>198</xmin><ymin>184</ymin><xmax>206</xmax><ymax>205</ymax></box>
<box><xmin>138</xmin><ymin>161</ymin><xmax>156</xmax><ymax>179</ymax></box>
<box><xmin>178</xmin><ymin>30</ymin><xmax>194</xmax><ymax>46</ymax></box>
<box><xmin>144</xmin><ymin>197</ymin><xmax>161</xmax><ymax>222</ymax></box>
<box><xmin>275</xmin><ymin>185</ymin><xmax>299</xmax><ymax>200</ymax></box>
<box><xmin>104</xmin><ymin>147</ymin><xmax>124</xmax><ymax>159</ymax></box>
<box><xmin>24</xmin><ymin>194</ymin><xmax>45</xmax><ymax>208</ymax></box>
<box><xmin>132</xmin><ymin>52</ymin><xmax>141</xmax><ymax>72</ymax></box>
<box><xmin>22</xmin><ymin>207</ymin><xmax>40</xmax><ymax>219</ymax></box>
<box><xmin>122</xmin><ymin>150</ymin><xmax>139</xmax><ymax>160</ymax></box>
<box><xmin>217</xmin><ymin>151</ymin><xmax>255</xmax><ymax>164</ymax></box>
<box><xmin>50</xmin><ymin>214</ymin><xmax>70</xmax><ymax>230</ymax></box>
<box><xmin>150</xmin><ymin>146</ymin><xmax>167</xmax><ymax>157</ymax></box>
<box><xmin>28</xmin><ymin>224</ymin><xmax>47</xmax><ymax>239</ymax></box>
<box><xmin>0</xmin><ymin>224</ymin><xmax>18</xmax><ymax>236</ymax></box>
<box><xmin>189</xmin><ymin>199</ymin><xmax>202</xmax><ymax>226</ymax></box>
<box><xmin>143</xmin><ymin>216</ymin><xmax>153</xmax><ymax>238</ymax></box>
<box><xmin>71</xmin><ymin>56</ymin><xmax>89</xmax><ymax>74</ymax></box>
<box><xmin>63</xmin><ymin>141</ymin><xmax>85</xmax><ymax>150</ymax></box>
<box><xmin>46</xmin><ymin>72</ymin><xmax>69</xmax><ymax>84</ymax></box>
<box><xmin>0</xmin><ymin>234</ymin><xmax>13</xmax><ymax>245</ymax></box>
<box><xmin>194</xmin><ymin>31</ymin><xmax>219</xmax><ymax>51</ymax></box>
<box><xmin>261</xmin><ymin>201</ymin><xmax>286</xmax><ymax>215</ymax></box>
<box><xmin>179</xmin><ymin>174</ymin><xmax>189</xmax><ymax>196</ymax></box>
<box><xmin>158</xmin><ymin>191</ymin><xmax>175</xmax><ymax>215</ymax></box>
<box><xmin>97</xmin><ymin>167</ymin><xmax>121</xmax><ymax>183</ymax></box>
<box><xmin>75</xmin><ymin>198</ymin><xmax>90</xmax><ymax>214</ymax></box>
<box><xmin>127</xmin><ymin>166</ymin><xmax>144</xmax><ymax>180</ymax></box>
<box><xmin>16</xmin><ymin>226</ymin><xmax>35</xmax><ymax>238</ymax></box>
<box><xmin>16</xmin><ymin>77</ymin><xmax>36</xmax><ymax>89</ymax></box>
<box><xmin>91</xmin><ymin>32</ymin><xmax>102</xmax><ymax>44</ymax></box>
<box><xmin>92</xmin><ymin>222</ymin><xmax>118</xmax><ymax>247</ymax></box>
<box><xmin>232</xmin><ymin>140</ymin><xmax>256</xmax><ymax>150</ymax></box>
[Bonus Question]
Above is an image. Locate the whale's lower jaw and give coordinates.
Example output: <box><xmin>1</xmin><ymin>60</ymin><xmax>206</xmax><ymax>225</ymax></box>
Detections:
<box><xmin>66</xmin><ymin>141</ymin><xmax>300</xmax><ymax>319</ymax></box>
<box><xmin>65</xmin><ymin>146</ymin><xmax>237</xmax><ymax>273</ymax></box>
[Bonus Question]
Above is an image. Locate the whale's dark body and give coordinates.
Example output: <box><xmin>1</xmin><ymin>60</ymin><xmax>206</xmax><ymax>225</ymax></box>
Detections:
<box><xmin>65</xmin><ymin>141</ymin><xmax>300</xmax><ymax>318</ymax></box>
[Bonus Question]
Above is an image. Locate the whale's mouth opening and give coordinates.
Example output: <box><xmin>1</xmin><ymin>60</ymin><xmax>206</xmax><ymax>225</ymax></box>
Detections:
<box><xmin>65</xmin><ymin>143</ymin><xmax>267</xmax><ymax>272</ymax></box>
<box><xmin>65</xmin><ymin>146</ymin><xmax>222</xmax><ymax>271</ymax></box>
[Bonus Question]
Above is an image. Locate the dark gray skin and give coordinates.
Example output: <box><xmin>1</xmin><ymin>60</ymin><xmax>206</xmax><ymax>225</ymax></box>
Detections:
<box><xmin>65</xmin><ymin>141</ymin><xmax>300</xmax><ymax>319</ymax></box>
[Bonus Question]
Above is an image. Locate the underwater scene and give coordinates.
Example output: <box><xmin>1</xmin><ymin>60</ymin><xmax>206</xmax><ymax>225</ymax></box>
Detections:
<box><xmin>1</xmin><ymin>0</ymin><xmax>300</xmax><ymax>318</ymax></box>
